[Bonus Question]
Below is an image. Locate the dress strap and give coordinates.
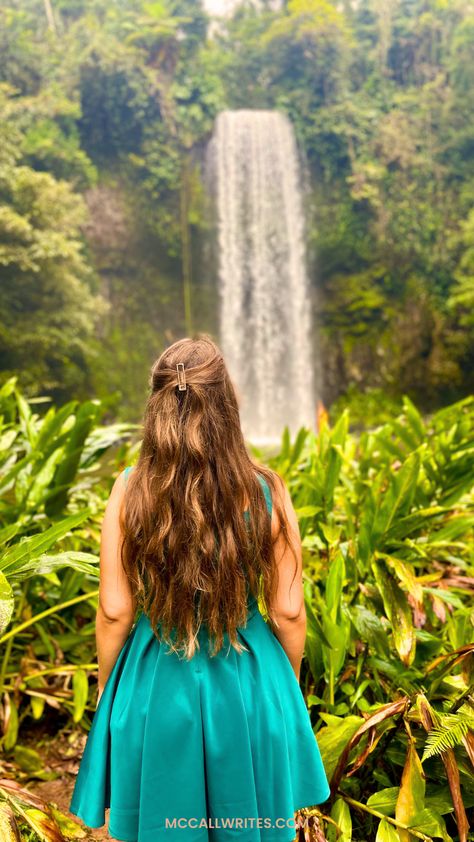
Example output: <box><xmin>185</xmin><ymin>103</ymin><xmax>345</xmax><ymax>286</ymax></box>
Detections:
<box><xmin>257</xmin><ymin>474</ymin><xmax>273</xmax><ymax>518</ymax></box>
<box><xmin>123</xmin><ymin>466</ymin><xmax>132</xmax><ymax>485</ymax></box>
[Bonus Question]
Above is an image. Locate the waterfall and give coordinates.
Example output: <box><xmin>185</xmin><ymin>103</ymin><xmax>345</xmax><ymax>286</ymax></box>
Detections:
<box><xmin>207</xmin><ymin>109</ymin><xmax>316</xmax><ymax>445</ymax></box>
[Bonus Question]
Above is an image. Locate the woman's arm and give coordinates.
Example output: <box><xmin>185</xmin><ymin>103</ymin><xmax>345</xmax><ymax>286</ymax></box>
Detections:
<box><xmin>96</xmin><ymin>471</ymin><xmax>136</xmax><ymax>703</ymax></box>
<box><xmin>266</xmin><ymin>478</ymin><xmax>306</xmax><ymax>683</ymax></box>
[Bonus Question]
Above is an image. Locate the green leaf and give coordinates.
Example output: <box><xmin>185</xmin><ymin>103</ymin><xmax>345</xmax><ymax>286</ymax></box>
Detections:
<box><xmin>328</xmin><ymin>797</ymin><xmax>352</xmax><ymax>842</ymax></box>
<box><xmin>73</xmin><ymin>669</ymin><xmax>89</xmax><ymax>723</ymax></box>
<box><xmin>31</xmin><ymin>695</ymin><xmax>46</xmax><ymax>721</ymax></box>
<box><xmin>402</xmin><ymin>396</ymin><xmax>426</xmax><ymax>443</ymax></box>
<box><xmin>384</xmin><ymin>507</ymin><xmax>446</xmax><ymax>541</ymax></box>
<box><xmin>320</xmin><ymin>522</ymin><xmax>342</xmax><ymax>545</ymax></box>
<box><xmin>325</xmin><ymin>551</ymin><xmax>345</xmax><ymax>621</ymax></box>
<box><xmin>280</xmin><ymin>426</ymin><xmax>291</xmax><ymax>461</ymax></box>
<box><xmin>316</xmin><ymin>715</ymin><xmax>364</xmax><ymax>781</ymax></box>
<box><xmin>373</xmin><ymin>559</ymin><xmax>416</xmax><ymax>666</ymax></box>
<box><xmin>368</xmin><ymin>788</ymin><xmax>399</xmax><ymax>817</ymax></box>
<box><xmin>48</xmin><ymin>805</ymin><xmax>87</xmax><ymax>839</ymax></box>
<box><xmin>376</xmin><ymin>451</ymin><xmax>421</xmax><ymax>538</ymax></box>
<box><xmin>305</xmin><ymin>597</ymin><xmax>331</xmax><ymax>647</ymax></box>
<box><xmin>289</xmin><ymin>426</ymin><xmax>309</xmax><ymax>467</ymax></box>
<box><xmin>0</xmin><ymin>571</ymin><xmax>14</xmax><ymax>635</ymax></box>
<box><xmin>14</xmin><ymin>745</ymin><xmax>43</xmax><ymax>772</ymax></box>
<box><xmin>425</xmin><ymin>791</ymin><xmax>456</xmax><ymax>816</ymax></box>
<box><xmin>0</xmin><ymin>523</ymin><xmax>21</xmax><ymax>548</ymax></box>
<box><xmin>322</xmin><ymin>615</ymin><xmax>350</xmax><ymax>681</ymax></box>
<box><xmin>35</xmin><ymin>400</ymin><xmax>78</xmax><ymax>458</ymax></box>
<box><xmin>408</xmin><ymin>808</ymin><xmax>453</xmax><ymax>842</ymax></box>
<box><xmin>0</xmin><ymin>511</ymin><xmax>91</xmax><ymax>577</ymax></box>
<box><xmin>375</xmin><ymin>819</ymin><xmax>399</xmax><ymax>842</ymax></box>
<box><xmin>45</xmin><ymin>401</ymin><xmax>100</xmax><ymax>517</ymax></box>
<box><xmin>15</xmin><ymin>389</ymin><xmax>37</xmax><ymax>446</ymax></box>
<box><xmin>295</xmin><ymin>505</ymin><xmax>322</xmax><ymax>518</ymax></box>
<box><xmin>431</xmin><ymin>517</ymin><xmax>474</xmax><ymax>542</ymax></box>
<box><xmin>381</xmin><ymin>555</ymin><xmax>423</xmax><ymax>605</ymax></box>
<box><xmin>350</xmin><ymin>605</ymin><xmax>390</xmax><ymax>656</ymax></box>
<box><xmin>24</xmin><ymin>448</ymin><xmax>65</xmax><ymax>510</ymax></box>
<box><xmin>22</xmin><ymin>807</ymin><xmax>65</xmax><ymax>842</ymax></box>
<box><xmin>395</xmin><ymin>743</ymin><xmax>426</xmax><ymax>842</ymax></box>
<box><xmin>3</xmin><ymin>696</ymin><xmax>19</xmax><ymax>751</ymax></box>
<box><xmin>15</xmin><ymin>550</ymin><xmax>99</xmax><ymax>580</ymax></box>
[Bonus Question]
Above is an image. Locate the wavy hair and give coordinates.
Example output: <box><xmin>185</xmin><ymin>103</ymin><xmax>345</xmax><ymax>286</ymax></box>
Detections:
<box><xmin>120</xmin><ymin>334</ymin><xmax>299</xmax><ymax>659</ymax></box>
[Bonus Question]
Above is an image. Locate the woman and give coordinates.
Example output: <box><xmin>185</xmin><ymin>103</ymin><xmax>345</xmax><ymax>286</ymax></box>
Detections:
<box><xmin>69</xmin><ymin>334</ymin><xmax>330</xmax><ymax>842</ymax></box>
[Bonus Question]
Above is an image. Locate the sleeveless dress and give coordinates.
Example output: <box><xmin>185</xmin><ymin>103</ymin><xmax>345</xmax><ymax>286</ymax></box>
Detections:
<box><xmin>69</xmin><ymin>469</ymin><xmax>330</xmax><ymax>842</ymax></box>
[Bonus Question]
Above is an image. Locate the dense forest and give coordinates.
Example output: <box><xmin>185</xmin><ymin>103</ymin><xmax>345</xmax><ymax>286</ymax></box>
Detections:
<box><xmin>1</xmin><ymin>0</ymin><xmax>473</xmax><ymax>422</ymax></box>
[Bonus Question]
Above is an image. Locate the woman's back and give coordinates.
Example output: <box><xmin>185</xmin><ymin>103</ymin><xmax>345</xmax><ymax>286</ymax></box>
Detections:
<box><xmin>70</xmin><ymin>465</ymin><xmax>329</xmax><ymax>841</ymax></box>
<box><xmin>123</xmin><ymin>463</ymin><xmax>274</xmax><ymax>618</ymax></box>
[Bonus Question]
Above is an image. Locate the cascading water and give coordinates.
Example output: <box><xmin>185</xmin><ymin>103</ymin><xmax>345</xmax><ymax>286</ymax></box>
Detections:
<box><xmin>206</xmin><ymin>109</ymin><xmax>316</xmax><ymax>445</ymax></box>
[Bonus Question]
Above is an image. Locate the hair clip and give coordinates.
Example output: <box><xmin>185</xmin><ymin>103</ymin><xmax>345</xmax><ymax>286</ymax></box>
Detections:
<box><xmin>176</xmin><ymin>362</ymin><xmax>187</xmax><ymax>391</ymax></box>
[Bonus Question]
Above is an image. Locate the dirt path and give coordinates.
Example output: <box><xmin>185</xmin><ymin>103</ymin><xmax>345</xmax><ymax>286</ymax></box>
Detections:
<box><xmin>5</xmin><ymin>725</ymin><xmax>113</xmax><ymax>841</ymax></box>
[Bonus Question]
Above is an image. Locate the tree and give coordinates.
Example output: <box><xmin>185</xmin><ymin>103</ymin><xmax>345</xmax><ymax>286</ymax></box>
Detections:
<box><xmin>0</xmin><ymin>87</ymin><xmax>105</xmax><ymax>401</ymax></box>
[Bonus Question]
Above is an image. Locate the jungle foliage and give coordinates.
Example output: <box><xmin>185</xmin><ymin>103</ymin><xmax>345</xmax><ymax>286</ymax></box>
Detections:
<box><xmin>0</xmin><ymin>384</ymin><xmax>472</xmax><ymax>841</ymax></box>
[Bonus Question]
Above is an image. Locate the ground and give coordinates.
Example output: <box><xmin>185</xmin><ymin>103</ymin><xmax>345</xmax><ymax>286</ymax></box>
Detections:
<box><xmin>2</xmin><ymin>722</ymin><xmax>112</xmax><ymax>841</ymax></box>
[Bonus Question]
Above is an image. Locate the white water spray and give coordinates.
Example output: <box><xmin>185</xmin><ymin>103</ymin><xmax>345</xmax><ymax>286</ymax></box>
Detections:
<box><xmin>208</xmin><ymin>109</ymin><xmax>316</xmax><ymax>444</ymax></box>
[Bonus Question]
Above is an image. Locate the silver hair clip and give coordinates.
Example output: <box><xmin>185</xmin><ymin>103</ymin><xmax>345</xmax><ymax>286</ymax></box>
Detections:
<box><xmin>176</xmin><ymin>362</ymin><xmax>187</xmax><ymax>391</ymax></box>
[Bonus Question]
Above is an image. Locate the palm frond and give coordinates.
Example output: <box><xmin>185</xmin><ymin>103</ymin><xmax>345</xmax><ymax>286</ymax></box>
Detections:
<box><xmin>422</xmin><ymin>714</ymin><xmax>473</xmax><ymax>760</ymax></box>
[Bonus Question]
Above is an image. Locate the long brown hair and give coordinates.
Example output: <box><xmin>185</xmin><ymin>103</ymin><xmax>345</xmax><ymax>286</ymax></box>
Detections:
<box><xmin>120</xmin><ymin>334</ymin><xmax>299</xmax><ymax>659</ymax></box>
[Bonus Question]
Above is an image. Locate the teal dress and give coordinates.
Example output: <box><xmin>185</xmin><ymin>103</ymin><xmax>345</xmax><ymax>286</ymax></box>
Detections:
<box><xmin>69</xmin><ymin>470</ymin><xmax>330</xmax><ymax>842</ymax></box>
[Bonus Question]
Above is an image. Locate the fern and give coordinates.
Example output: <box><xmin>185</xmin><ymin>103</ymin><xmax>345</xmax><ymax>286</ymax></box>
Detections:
<box><xmin>422</xmin><ymin>713</ymin><xmax>473</xmax><ymax>761</ymax></box>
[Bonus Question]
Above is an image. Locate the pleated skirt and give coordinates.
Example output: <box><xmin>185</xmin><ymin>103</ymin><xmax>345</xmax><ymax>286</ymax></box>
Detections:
<box><xmin>69</xmin><ymin>602</ymin><xmax>330</xmax><ymax>842</ymax></box>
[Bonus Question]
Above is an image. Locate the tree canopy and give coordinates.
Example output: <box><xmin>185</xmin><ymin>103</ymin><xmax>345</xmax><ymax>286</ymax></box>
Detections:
<box><xmin>0</xmin><ymin>0</ymin><xmax>473</xmax><ymax>419</ymax></box>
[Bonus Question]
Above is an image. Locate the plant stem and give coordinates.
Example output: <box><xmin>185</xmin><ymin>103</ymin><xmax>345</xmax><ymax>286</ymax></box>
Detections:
<box><xmin>0</xmin><ymin>583</ymin><xmax>28</xmax><ymax>694</ymax></box>
<box><xmin>448</xmin><ymin>681</ymin><xmax>474</xmax><ymax>714</ymax></box>
<box><xmin>340</xmin><ymin>794</ymin><xmax>433</xmax><ymax>841</ymax></box>
<box><xmin>0</xmin><ymin>590</ymin><xmax>99</xmax><ymax>646</ymax></box>
<box><xmin>43</xmin><ymin>0</ymin><xmax>57</xmax><ymax>33</ymax></box>
<box><xmin>22</xmin><ymin>663</ymin><xmax>98</xmax><ymax>681</ymax></box>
